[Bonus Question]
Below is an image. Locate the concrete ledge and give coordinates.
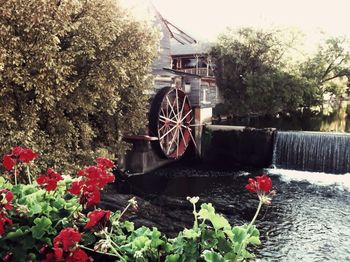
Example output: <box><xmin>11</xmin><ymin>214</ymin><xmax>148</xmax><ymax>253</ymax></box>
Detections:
<box><xmin>122</xmin><ymin>139</ymin><xmax>173</xmax><ymax>175</ymax></box>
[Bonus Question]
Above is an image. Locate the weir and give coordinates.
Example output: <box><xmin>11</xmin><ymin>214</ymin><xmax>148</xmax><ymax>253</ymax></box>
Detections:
<box><xmin>272</xmin><ymin>131</ymin><xmax>350</xmax><ymax>174</ymax></box>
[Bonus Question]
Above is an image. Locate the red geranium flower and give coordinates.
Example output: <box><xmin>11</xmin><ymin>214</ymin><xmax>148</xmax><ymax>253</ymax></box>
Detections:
<box><xmin>2</xmin><ymin>155</ymin><xmax>16</xmax><ymax>171</ymax></box>
<box><xmin>2</xmin><ymin>146</ymin><xmax>38</xmax><ymax>171</ymax></box>
<box><xmin>53</xmin><ymin>228</ymin><xmax>81</xmax><ymax>252</ymax></box>
<box><xmin>36</xmin><ymin>168</ymin><xmax>63</xmax><ymax>191</ymax></box>
<box><xmin>246</xmin><ymin>174</ymin><xmax>275</xmax><ymax>205</ymax></box>
<box><xmin>42</xmin><ymin>252</ymin><xmax>56</xmax><ymax>262</ymax></box>
<box><xmin>78</xmin><ymin>166</ymin><xmax>115</xmax><ymax>189</ymax></box>
<box><xmin>96</xmin><ymin>157</ymin><xmax>115</xmax><ymax>170</ymax></box>
<box><xmin>0</xmin><ymin>214</ymin><xmax>12</xmax><ymax>235</ymax></box>
<box><xmin>0</xmin><ymin>189</ymin><xmax>14</xmax><ymax>210</ymax></box>
<box><xmin>68</xmin><ymin>181</ymin><xmax>85</xmax><ymax>195</ymax></box>
<box><xmin>70</xmin><ymin>160</ymin><xmax>115</xmax><ymax>209</ymax></box>
<box><xmin>2</xmin><ymin>252</ymin><xmax>13</xmax><ymax>262</ymax></box>
<box><xmin>43</xmin><ymin>247</ymin><xmax>89</xmax><ymax>262</ymax></box>
<box><xmin>246</xmin><ymin>175</ymin><xmax>272</xmax><ymax>193</ymax></box>
<box><xmin>66</xmin><ymin>248</ymin><xmax>90</xmax><ymax>262</ymax></box>
<box><xmin>85</xmin><ymin>209</ymin><xmax>111</xmax><ymax>229</ymax></box>
<box><xmin>80</xmin><ymin>185</ymin><xmax>101</xmax><ymax>208</ymax></box>
<box><xmin>11</xmin><ymin>146</ymin><xmax>38</xmax><ymax>163</ymax></box>
<box><xmin>51</xmin><ymin>228</ymin><xmax>90</xmax><ymax>262</ymax></box>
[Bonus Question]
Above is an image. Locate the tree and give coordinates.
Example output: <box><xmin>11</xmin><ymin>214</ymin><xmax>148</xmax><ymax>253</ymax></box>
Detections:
<box><xmin>0</xmin><ymin>0</ymin><xmax>158</xmax><ymax>171</ymax></box>
<box><xmin>301</xmin><ymin>36</ymin><xmax>350</xmax><ymax>108</ymax></box>
<box><xmin>210</xmin><ymin>27</ymin><xmax>308</xmax><ymax>117</ymax></box>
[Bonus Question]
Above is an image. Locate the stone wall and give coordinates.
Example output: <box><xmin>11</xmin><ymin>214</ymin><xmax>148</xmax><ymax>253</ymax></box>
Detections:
<box><xmin>201</xmin><ymin>125</ymin><xmax>276</xmax><ymax>168</ymax></box>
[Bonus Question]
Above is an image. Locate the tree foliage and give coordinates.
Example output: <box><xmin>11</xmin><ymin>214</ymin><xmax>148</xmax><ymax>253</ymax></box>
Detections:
<box><xmin>211</xmin><ymin>27</ymin><xmax>350</xmax><ymax>117</ymax></box>
<box><xmin>301</xmin><ymin>36</ymin><xmax>350</xmax><ymax>107</ymax></box>
<box><xmin>0</xmin><ymin>0</ymin><xmax>158</xmax><ymax>171</ymax></box>
<box><xmin>211</xmin><ymin>27</ymin><xmax>305</xmax><ymax>116</ymax></box>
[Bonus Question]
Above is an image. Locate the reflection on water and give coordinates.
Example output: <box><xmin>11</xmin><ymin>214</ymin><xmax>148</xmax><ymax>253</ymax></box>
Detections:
<box><xmin>215</xmin><ymin>101</ymin><xmax>350</xmax><ymax>133</ymax></box>
<box><xmin>108</xmin><ymin>164</ymin><xmax>350</xmax><ymax>262</ymax></box>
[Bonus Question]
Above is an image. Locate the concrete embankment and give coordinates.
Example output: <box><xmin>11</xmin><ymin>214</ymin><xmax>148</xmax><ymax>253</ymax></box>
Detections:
<box><xmin>201</xmin><ymin>125</ymin><xmax>276</xmax><ymax>168</ymax></box>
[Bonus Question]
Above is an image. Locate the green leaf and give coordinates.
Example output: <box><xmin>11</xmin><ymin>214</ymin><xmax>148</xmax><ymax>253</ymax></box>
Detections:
<box><xmin>5</xmin><ymin>228</ymin><xmax>29</xmax><ymax>239</ymax></box>
<box><xmin>201</xmin><ymin>229</ymin><xmax>218</xmax><ymax>249</ymax></box>
<box><xmin>247</xmin><ymin>236</ymin><xmax>261</xmax><ymax>245</ymax></box>
<box><xmin>202</xmin><ymin>250</ymin><xmax>225</xmax><ymax>262</ymax></box>
<box><xmin>217</xmin><ymin>237</ymin><xmax>233</xmax><ymax>253</ymax></box>
<box><xmin>198</xmin><ymin>203</ymin><xmax>231</xmax><ymax>231</ymax></box>
<box><xmin>232</xmin><ymin>226</ymin><xmax>248</xmax><ymax>243</ymax></box>
<box><xmin>210</xmin><ymin>215</ymin><xmax>231</xmax><ymax>231</ymax></box>
<box><xmin>81</xmin><ymin>232</ymin><xmax>96</xmax><ymax>246</ymax></box>
<box><xmin>30</xmin><ymin>203</ymin><xmax>42</xmax><ymax>214</ymax></box>
<box><xmin>151</xmin><ymin>228</ymin><xmax>164</xmax><ymax>248</ymax></box>
<box><xmin>132</xmin><ymin>236</ymin><xmax>150</xmax><ymax>250</ymax></box>
<box><xmin>165</xmin><ymin>254</ymin><xmax>180</xmax><ymax>262</ymax></box>
<box><xmin>198</xmin><ymin>203</ymin><xmax>216</xmax><ymax>221</ymax></box>
<box><xmin>123</xmin><ymin>220</ymin><xmax>134</xmax><ymax>232</ymax></box>
<box><xmin>30</xmin><ymin>216</ymin><xmax>53</xmax><ymax>239</ymax></box>
<box><xmin>183</xmin><ymin>228</ymin><xmax>200</xmax><ymax>240</ymax></box>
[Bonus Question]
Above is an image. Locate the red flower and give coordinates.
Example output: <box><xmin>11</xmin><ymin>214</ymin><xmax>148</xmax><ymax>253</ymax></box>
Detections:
<box><xmin>0</xmin><ymin>214</ymin><xmax>12</xmax><ymax>235</ymax></box>
<box><xmin>12</xmin><ymin>146</ymin><xmax>38</xmax><ymax>163</ymax></box>
<box><xmin>80</xmin><ymin>185</ymin><xmax>101</xmax><ymax>208</ymax></box>
<box><xmin>42</xmin><ymin>252</ymin><xmax>56</xmax><ymax>262</ymax></box>
<box><xmin>2</xmin><ymin>155</ymin><xmax>16</xmax><ymax>170</ymax></box>
<box><xmin>53</xmin><ymin>228</ymin><xmax>81</xmax><ymax>252</ymax></box>
<box><xmin>70</xmin><ymin>161</ymin><xmax>115</xmax><ymax>209</ymax></box>
<box><xmin>96</xmin><ymin>157</ymin><xmax>115</xmax><ymax>170</ymax></box>
<box><xmin>3</xmin><ymin>252</ymin><xmax>13</xmax><ymax>262</ymax></box>
<box><xmin>66</xmin><ymin>248</ymin><xmax>89</xmax><ymax>262</ymax></box>
<box><xmin>246</xmin><ymin>175</ymin><xmax>272</xmax><ymax>193</ymax></box>
<box><xmin>2</xmin><ymin>146</ymin><xmax>38</xmax><ymax>171</ymax></box>
<box><xmin>0</xmin><ymin>189</ymin><xmax>14</xmax><ymax>210</ymax></box>
<box><xmin>78</xmin><ymin>166</ymin><xmax>115</xmax><ymax>189</ymax></box>
<box><xmin>53</xmin><ymin>247</ymin><xmax>63</xmax><ymax>261</ymax></box>
<box><xmin>36</xmin><ymin>168</ymin><xmax>63</xmax><ymax>191</ymax></box>
<box><xmin>246</xmin><ymin>175</ymin><xmax>275</xmax><ymax>205</ymax></box>
<box><xmin>51</xmin><ymin>228</ymin><xmax>90</xmax><ymax>262</ymax></box>
<box><xmin>85</xmin><ymin>209</ymin><xmax>111</xmax><ymax>229</ymax></box>
<box><xmin>68</xmin><ymin>181</ymin><xmax>85</xmax><ymax>195</ymax></box>
<box><xmin>69</xmin><ymin>181</ymin><xmax>101</xmax><ymax>208</ymax></box>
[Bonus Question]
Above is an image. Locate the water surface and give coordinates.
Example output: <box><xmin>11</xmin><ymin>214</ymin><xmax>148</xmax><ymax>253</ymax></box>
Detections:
<box><xmin>105</xmin><ymin>164</ymin><xmax>350</xmax><ymax>262</ymax></box>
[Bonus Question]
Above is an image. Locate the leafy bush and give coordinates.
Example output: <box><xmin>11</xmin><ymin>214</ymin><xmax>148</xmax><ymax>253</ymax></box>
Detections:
<box><xmin>0</xmin><ymin>0</ymin><xmax>158</xmax><ymax>172</ymax></box>
<box><xmin>0</xmin><ymin>147</ymin><xmax>274</xmax><ymax>261</ymax></box>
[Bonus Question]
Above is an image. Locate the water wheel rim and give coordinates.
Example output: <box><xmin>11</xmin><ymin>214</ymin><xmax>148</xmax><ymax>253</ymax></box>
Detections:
<box><xmin>149</xmin><ymin>87</ymin><xmax>193</xmax><ymax>159</ymax></box>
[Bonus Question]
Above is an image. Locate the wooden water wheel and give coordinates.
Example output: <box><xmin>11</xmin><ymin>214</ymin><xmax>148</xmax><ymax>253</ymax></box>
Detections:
<box><xmin>149</xmin><ymin>87</ymin><xmax>195</xmax><ymax>159</ymax></box>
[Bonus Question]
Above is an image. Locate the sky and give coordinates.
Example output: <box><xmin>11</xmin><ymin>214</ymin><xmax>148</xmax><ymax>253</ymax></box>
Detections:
<box><xmin>121</xmin><ymin>0</ymin><xmax>350</xmax><ymax>42</ymax></box>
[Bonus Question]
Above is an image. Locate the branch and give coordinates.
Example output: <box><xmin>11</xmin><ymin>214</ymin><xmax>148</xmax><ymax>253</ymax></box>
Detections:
<box><xmin>321</xmin><ymin>69</ymin><xmax>349</xmax><ymax>83</ymax></box>
<box><xmin>321</xmin><ymin>54</ymin><xmax>346</xmax><ymax>81</ymax></box>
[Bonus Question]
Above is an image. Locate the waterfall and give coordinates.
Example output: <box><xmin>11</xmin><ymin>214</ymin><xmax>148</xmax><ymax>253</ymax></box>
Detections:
<box><xmin>272</xmin><ymin>131</ymin><xmax>350</xmax><ymax>174</ymax></box>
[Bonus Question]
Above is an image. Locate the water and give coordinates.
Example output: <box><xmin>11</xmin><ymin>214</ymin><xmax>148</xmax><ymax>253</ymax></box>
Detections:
<box><xmin>103</xmin><ymin>164</ymin><xmax>350</xmax><ymax>262</ymax></box>
<box><xmin>273</xmin><ymin>131</ymin><xmax>350</xmax><ymax>173</ymax></box>
<box><xmin>213</xmin><ymin>101</ymin><xmax>350</xmax><ymax>133</ymax></box>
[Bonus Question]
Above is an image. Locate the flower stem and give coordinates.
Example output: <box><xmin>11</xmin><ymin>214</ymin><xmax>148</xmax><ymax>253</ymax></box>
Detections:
<box><xmin>14</xmin><ymin>166</ymin><xmax>17</xmax><ymax>186</ymax></box>
<box><xmin>79</xmin><ymin>245</ymin><xmax>126</xmax><ymax>261</ymax></box>
<box><xmin>192</xmin><ymin>202</ymin><xmax>198</xmax><ymax>230</ymax></box>
<box><xmin>26</xmin><ymin>165</ymin><xmax>32</xmax><ymax>184</ymax></box>
<box><xmin>110</xmin><ymin>202</ymin><xmax>132</xmax><ymax>235</ymax></box>
<box><xmin>117</xmin><ymin>203</ymin><xmax>131</xmax><ymax>222</ymax></box>
<box><xmin>249</xmin><ymin>200</ymin><xmax>263</xmax><ymax>227</ymax></box>
<box><xmin>54</xmin><ymin>205</ymin><xmax>81</xmax><ymax>229</ymax></box>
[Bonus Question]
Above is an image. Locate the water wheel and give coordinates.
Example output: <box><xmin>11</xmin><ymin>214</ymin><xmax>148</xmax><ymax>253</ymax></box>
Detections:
<box><xmin>149</xmin><ymin>87</ymin><xmax>195</xmax><ymax>159</ymax></box>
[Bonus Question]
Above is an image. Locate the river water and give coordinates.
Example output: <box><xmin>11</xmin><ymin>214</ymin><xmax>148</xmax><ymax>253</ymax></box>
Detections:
<box><xmin>108</xmin><ymin>163</ymin><xmax>350</xmax><ymax>262</ymax></box>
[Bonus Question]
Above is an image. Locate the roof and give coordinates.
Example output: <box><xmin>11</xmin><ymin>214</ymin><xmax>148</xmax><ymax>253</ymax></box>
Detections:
<box><xmin>170</xmin><ymin>40</ymin><xmax>212</xmax><ymax>56</ymax></box>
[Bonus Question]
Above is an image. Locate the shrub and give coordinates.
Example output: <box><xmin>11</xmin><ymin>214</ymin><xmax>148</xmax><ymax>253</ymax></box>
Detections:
<box><xmin>0</xmin><ymin>0</ymin><xmax>159</xmax><ymax>172</ymax></box>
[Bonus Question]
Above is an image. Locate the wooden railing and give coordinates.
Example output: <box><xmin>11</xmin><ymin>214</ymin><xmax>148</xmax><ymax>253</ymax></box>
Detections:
<box><xmin>177</xmin><ymin>67</ymin><xmax>215</xmax><ymax>77</ymax></box>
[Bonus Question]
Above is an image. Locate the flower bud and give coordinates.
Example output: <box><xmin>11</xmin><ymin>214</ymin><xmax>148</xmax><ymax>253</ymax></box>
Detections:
<box><xmin>187</xmin><ymin>196</ymin><xmax>199</xmax><ymax>205</ymax></box>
